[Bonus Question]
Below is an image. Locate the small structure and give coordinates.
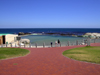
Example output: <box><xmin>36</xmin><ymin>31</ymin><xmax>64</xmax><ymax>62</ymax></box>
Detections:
<box><xmin>6</xmin><ymin>34</ymin><xmax>18</xmax><ymax>44</ymax></box>
<box><xmin>0</xmin><ymin>34</ymin><xmax>18</xmax><ymax>45</ymax></box>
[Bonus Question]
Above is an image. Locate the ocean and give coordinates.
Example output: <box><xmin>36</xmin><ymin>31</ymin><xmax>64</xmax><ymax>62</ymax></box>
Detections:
<box><xmin>0</xmin><ymin>28</ymin><xmax>100</xmax><ymax>34</ymax></box>
<box><xmin>0</xmin><ymin>28</ymin><xmax>100</xmax><ymax>46</ymax></box>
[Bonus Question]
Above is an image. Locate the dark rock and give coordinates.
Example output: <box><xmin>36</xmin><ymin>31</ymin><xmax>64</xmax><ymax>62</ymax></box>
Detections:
<box><xmin>46</xmin><ymin>33</ymin><xmax>58</xmax><ymax>35</ymax></box>
<box><xmin>18</xmin><ymin>32</ymin><xmax>24</xmax><ymax>35</ymax></box>
<box><xmin>60</xmin><ymin>33</ymin><xmax>67</xmax><ymax>36</ymax></box>
<box><xmin>18</xmin><ymin>32</ymin><xmax>31</xmax><ymax>35</ymax></box>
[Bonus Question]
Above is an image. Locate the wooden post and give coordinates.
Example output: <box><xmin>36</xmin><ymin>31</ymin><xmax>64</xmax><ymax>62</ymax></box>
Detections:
<box><xmin>1</xmin><ymin>44</ymin><xmax>3</xmax><ymax>47</ymax></box>
<box><xmin>87</xmin><ymin>38</ymin><xmax>90</xmax><ymax>46</ymax></box>
<box><xmin>24</xmin><ymin>44</ymin><xmax>25</xmax><ymax>48</ymax></box>
<box><xmin>76</xmin><ymin>40</ymin><xmax>78</xmax><ymax>45</ymax></box>
<box><xmin>72</xmin><ymin>43</ymin><xmax>74</xmax><ymax>46</ymax></box>
<box><xmin>87</xmin><ymin>39</ymin><xmax>89</xmax><ymax>46</ymax></box>
<box><xmin>35</xmin><ymin>43</ymin><xmax>37</xmax><ymax>48</ymax></box>
<box><xmin>89</xmin><ymin>39</ymin><xmax>91</xmax><ymax>46</ymax></box>
<box><xmin>18</xmin><ymin>41</ymin><xmax>19</xmax><ymax>47</ymax></box>
<box><xmin>70</xmin><ymin>43</ymin><xmax>71</xmax><ymax>46</ymax></box>
<box><xmin>29</xmin><ymin>43</ymin><xmax>31</xmax><ymax>48</ymax></box>
<box><xmin>60</xmin><ymin>43</ymin><xmax>61</xmax><ymax>47</ymax></box>
<box><xmin>82</xmin><ymin>39</ymin><xmax>84</xmax><ymax>43</ymax></box>
<box><xmin>43</xmin><ymin>42</ymin><xmax>45</xmax><ymax>48</ymax></box>
<box><xmin>88</xmin><ymin>39</ymin><xmax>89</xmax><ymax>46</ymax></box>
<box><xmin>73</xmin><ymin>43</ymin><xmax>74</xmax><ymax>45</ymax></box>
<box><xmin>19</xmin><ymin>43</ymin><xmax>21</xmax><ymax>47</ymax></box>
<box><xmin>80</xmin><ymin>40</ymin><xmax>81</xmax><ymax>45</ymax></box>
<box><xmin>84</xmin><ymin>39</ymin><xmax>87</xmax><ymax>45</ymax></box>
<box><xmin>67</xmin><ymin>41</ymin><xmax>69</xmax><ymax>46</ymax></box>
<box><xmin>94</xmin><ymin>39</ymin><xmax>96</xmax><ymax>43</ymax></box>
<box><xmin>6</xmin><ymin>44</ymin><xmax>7</xmax><ymax>47</ymax></box>
<box><xmin>78</xmin><ymin>41</ymin><xmax>79</xmax><ymax>45</ymax></box>
<box><xmin>11</xmin><ymin>43</ymin><xmax>12</xmax><ymax>47</ymax></box>
<box><xmin>82</xmin><ymin>39</ymin><xmax>84</xmax><ymax>45</ymax></box>
<box><xmin>80</xmin><ymin>41</ymin><xmax>81</xmax><ymax>45</ymax></box>
<box><xmin>71</xmin><ymin>43</ymin><xmax>72</xmax><ymax>46</ymax></box>
<box><xmin>15</xmin><ymin>44</ymin><xmax>16</xmax><ymax>47</ymax></box>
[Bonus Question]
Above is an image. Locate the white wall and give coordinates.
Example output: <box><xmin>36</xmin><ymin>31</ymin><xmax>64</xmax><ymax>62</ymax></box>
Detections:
<box><xmin>6</xmin><ymin>34</ymin><xmax>18</xmax><ymax>44</ymax></box>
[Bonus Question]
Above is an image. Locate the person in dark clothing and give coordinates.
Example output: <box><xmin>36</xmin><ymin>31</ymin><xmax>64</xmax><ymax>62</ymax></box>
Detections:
<box><xmin>51</xmin><ymin>42</ymin><xmax>53</xmax><ymax>47</ymax></box>
<box><xmin>58</xmin><ymin>39</ymin><xmax>60</xmax><ymax>46</ymax></box>
<box><xmin>58</xmin><ymin>39</ymin><xmax>60</xmax><ymax>44</ymax></box>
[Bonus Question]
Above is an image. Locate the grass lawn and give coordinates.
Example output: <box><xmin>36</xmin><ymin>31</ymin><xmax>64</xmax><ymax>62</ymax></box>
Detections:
<box><xmin>63</xmin><ymin>46</ymin><xmax>100</xmax><ymax>64</ymax></box>
<box><xmin>0</xmin><ymin>48</ymin><xmax>30</xmax><ymax>59</ymax></box>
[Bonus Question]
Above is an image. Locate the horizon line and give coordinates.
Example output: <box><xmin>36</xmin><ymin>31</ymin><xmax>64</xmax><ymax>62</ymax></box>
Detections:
<box><xmin>0</xmin><ymin>28</ymin><xmax>100</xmax><ymax>29</ymax></box>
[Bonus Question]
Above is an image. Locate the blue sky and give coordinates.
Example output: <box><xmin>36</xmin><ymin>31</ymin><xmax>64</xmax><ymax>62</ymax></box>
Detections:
<box><xmin>0</xmin><ymin>0</ymin><xmax>100</xmax><ymax>28</ymax></box>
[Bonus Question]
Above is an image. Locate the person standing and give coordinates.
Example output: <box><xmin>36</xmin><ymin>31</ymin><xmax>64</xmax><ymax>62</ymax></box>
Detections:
<box><xmin>58</xmin><ymin>39</ymin><xmax>60</xmax><ymax>47</ymax></box>
<box><xmin>51</xmin><ymin>42</ymin><xmax>53</xmax><ymax>47</ymax></box>
<box><xmin>55</xmin><ymin>41</ymin><xmax>57</xmax><ymax>47</ymax></box>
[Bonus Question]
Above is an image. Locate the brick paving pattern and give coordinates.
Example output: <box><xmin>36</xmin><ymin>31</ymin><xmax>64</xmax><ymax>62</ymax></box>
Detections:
<box><xmin>0</xmin><ymin>43</ymin><xmax>100</xmax><ymax>75</ymax></box>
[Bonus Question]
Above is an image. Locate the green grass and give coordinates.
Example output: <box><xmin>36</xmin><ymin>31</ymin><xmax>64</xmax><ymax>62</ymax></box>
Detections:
<box><xmin>0</xmin><ymin>48</ymin><xmax>30</xmax><ymax>59</ymax></box>
<box><xmin>63</xmin><ymin>46</ymin><xmax>100</xmax><ymax>64</ymax></box>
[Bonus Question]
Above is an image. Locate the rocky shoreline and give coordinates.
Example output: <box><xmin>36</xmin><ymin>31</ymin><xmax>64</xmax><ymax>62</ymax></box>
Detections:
<box><xmin>18</xmin><ymin>32</ymin><xmax>32</xmax><ymax>35</ymax></box>
<box><xmin>18</xmin><ymin>32</ymin><xmax>100</xmax><ymax>39</ymax></box>
<box><xmin>83</xmin><ymin>33</ymin><xmax>100</xmax><ymax>39</ymax></box>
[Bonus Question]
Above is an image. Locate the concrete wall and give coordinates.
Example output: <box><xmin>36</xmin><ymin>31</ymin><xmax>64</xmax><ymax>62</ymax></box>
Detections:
<box><xmin>6</xmin><ymin>34</ymin><xmax>18</xmax><ymax>44</ymax></box>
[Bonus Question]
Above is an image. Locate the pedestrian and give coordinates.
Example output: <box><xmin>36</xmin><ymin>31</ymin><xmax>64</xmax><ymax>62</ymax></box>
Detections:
<box><xmin>55</xmin><ymin>41</ymin><xmax>57</xmax><ymax>47</ymax></box>
<box><xmin>51</xmin><ymin>42</ymin><xmax>53</xmax><ymax>47</ymax></box>
<box><xmin>58</xmin><ymin>39</ymin><xmax>60</xmax><ymax>46</ymax></box>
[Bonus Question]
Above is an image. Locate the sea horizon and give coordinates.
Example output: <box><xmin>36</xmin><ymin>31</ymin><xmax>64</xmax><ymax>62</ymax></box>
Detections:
<box><xmin>0</xmin><ymin>27</ymin><xmax>100</xmax><ymax>30</ymax></box>
<box><xmin>0</xmin><ymin>28</ymin><xmax>100</xmax><ymax>34</ymax></box>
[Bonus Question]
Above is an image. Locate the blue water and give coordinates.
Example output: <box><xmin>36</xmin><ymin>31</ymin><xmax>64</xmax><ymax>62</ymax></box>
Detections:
<box><xmin>0</xmin><ymin>28</ymin><xmax>100</xmax><ymax>34</ymax></box>
<box><xmin>0</xmin><ymin>28</ymin><xmax>100</xmax><ymax>46</ymax></box>
<box><xmin>21</xmin><ymin>35</ymin><xmax>87</xmax><ymax>46</ymax></box>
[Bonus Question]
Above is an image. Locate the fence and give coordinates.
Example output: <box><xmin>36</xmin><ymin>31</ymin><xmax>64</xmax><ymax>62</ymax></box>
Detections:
<box><xmin>0</xmin><ymin>38</ymin><xmax>100</xmax><ymax>48</ymax></box>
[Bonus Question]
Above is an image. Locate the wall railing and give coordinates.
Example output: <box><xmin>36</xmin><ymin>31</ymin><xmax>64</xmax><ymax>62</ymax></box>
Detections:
<box><xmin>0</xmin><ymin>38</ymin><xmax>100</xmax><ymax>48</ymax></box>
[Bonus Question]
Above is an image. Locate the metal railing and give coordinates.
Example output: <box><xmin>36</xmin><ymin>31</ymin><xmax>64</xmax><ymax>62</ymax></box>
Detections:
<box><xmin>0</xmin><ymin>38</ymin><xmax>100</xmax><ymax>48</ymax></box>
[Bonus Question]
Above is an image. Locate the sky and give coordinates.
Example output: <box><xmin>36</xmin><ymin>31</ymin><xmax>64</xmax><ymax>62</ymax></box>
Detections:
<box><xmin>0</xmin><ymin>0</ymin><xmax>100</xmax><ymax>28</ymax></box>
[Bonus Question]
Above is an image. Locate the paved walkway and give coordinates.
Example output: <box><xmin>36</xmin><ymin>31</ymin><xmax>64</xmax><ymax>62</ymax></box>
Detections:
<box><xmin>0</xmin><ymin>43</ymin><xmax>100</xmax><ymax>75</ymax></box>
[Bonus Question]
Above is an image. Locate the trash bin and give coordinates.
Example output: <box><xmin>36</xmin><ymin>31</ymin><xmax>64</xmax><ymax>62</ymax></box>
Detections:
<box><xmin>6</xmin><ymin>42</ymin><xmax>8</xmax><ymax>44</ymax></box>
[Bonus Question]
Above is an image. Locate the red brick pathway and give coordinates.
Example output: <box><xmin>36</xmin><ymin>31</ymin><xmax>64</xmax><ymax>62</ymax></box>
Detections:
<box><xmin>0</xmin><ymin>43</ymin><xmax>100</xmax><ymax>75</ymax></box>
